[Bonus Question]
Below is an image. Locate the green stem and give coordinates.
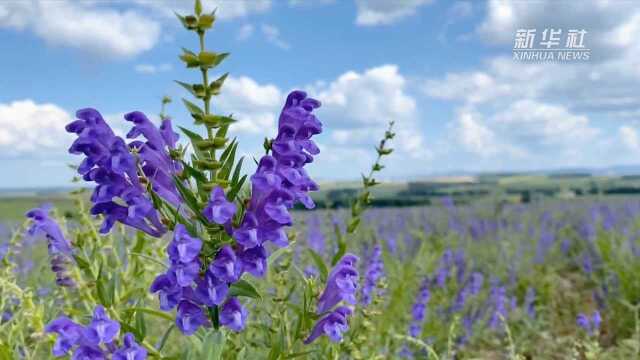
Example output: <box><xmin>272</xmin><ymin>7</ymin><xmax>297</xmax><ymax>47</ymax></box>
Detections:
<box><xmin>198</xmin><ymin>30</ymin><xmax>217</xmax><ymax>183</ymax></box>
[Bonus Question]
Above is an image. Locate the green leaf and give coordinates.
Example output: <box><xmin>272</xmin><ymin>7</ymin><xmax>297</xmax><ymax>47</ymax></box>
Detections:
<box><xmin>194</xmin><ymin>0</ymin><xmax>202</xmax><ymax>15</ymax></box>
<box><xmin>182</xmin><ymin>98</ymin><xmax>204</xmax><ymax>117</ymax></box>
<box><xmin>218</xmin><ymin>138</ymin><xmax>236</xmax><ymax>165</ymax></box>
<box><xmin>209</xmin><ymin>73</ymin><xmax>228</xmax><ymax>95</ymax></box>
<box><xmin>73</xmin><ymin>254</ymin><xmax>93</xmax><ymax>277</ymax></box>
<box><xmin>285</xmin><ymin>351</ymin><xmax>316</xmax><ymax>359</ymax></box>
<box><xmin>268</xmin><ymin>245</ymin><xmax>290</xmax><ymax>267</ymax></box>
<box><xmin>182</xmin><ymin>161</ymin><xmax>208</xmax><ymax>183</ymax></box>
<box><xmin>124</xmin><ymin>307</ymin><xmax>174</xmax><ymax>322</ymax></box>
<box><xmin>201</xmin><ymin>329</ymin><xmax>225</xmax><ymax>360</ymax></box>
<box><xmin>202</xmin><ymin>114</ymin><xmax>235</xmax><ymax>128</ymax></box>
<box><xmin>228</xmin><ymin>279</ymin><xmax>261</xmax><ymax>299</ymax></box>
<box><xmin>175</xmin><ymin>81</ymin><xmax>197</xmax><ymax>98</ymax></box>
<box><xmin>218</xmin><ymin>142</ymin><xmax>237</xmax><ymax>180</ymax></box>
<box><xmin>198</xmin><ymin>52</ymin><xmax>229</xmax><ymax>69</ymax></box>
<box><xmin>179</xmin><ymin>126</ymin><xmax>206</xmax><ymax>159</ymax></box>
<box><xmin>135</xmin><ymin>310</ymin><xmax>146</xmax><ymax>339</ymax></box>
<box><xmin>376</xmin><ymin>146</ymin><xmax>393</xmax><ymax>156</ymax></box>
<box><xmin>268</xmin><ymin>322</ymin><xmax>286</xmax><ymax>360</ymax></box>
<box><xmin>226</xmin><ymin>174</ymin><xmax>246</xmax><ymax>201</ymax></box>
<box><xmin>231</xmin><ymin>157</ymin><xmax>244</xmax><ymax>186</ymax></box>
<box><xmin>307</xmin><ymin>249</ymin><xmax>328</xmax><ymax>282</ymax></box>
<box><xmin>347</xmin><ymin>217</ymin><xmax>361</xmax><ymax>234</ymax></box>
<box><xmin>96</xmin><ymin>264</ymin><xmax>111</xmax><ymax>307</ymax></box>
<box><xmin>198</xmin><ymin>14</ymin><xmax>215</xmax><ymax>30</ymax></box>
<box><xmin>173</xmin><ymin>176</ymin><xmax>209</xmax><ymax>225</ymax></box>
<box><xmin>179</xmin><ymin>49</ymin><xmax>200</xmax><ymax>67</ymax></box>
<box><xmin>331</xmin><ymin>223</ymin><xmax>347</xmax><ymax>266</ymax></box>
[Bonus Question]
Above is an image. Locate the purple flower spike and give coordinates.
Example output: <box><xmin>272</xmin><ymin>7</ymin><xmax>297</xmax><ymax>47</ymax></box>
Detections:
<box><xmin>238</xmin><ymin>246</ymin><xmax>268</xmax><ymax>277</ymax></box>
<box><xmin>210</xmin><ymin>245</ymin><xmax>242</xmax><ymax>283</ymax></box>
<box><xmin>317</xmin><ymin>253</ymin><xmax>359</xmax><ymax>313</ymax></box>
<box><xmin>304</xmin><ymin>306</ymin><xmax>352</xmax><ymax>344</ymax></box>
<box><xmin>203</xmin><ymin>186</ymin><xmax>237</xmax><ymax>225</ymax></box>
<box><xmin>84</xmin><ymin>305</ymin><xmax>120</xmax><ymax>345</ymax></box>
<box><xmin>167</xmin><ymin>224</ymin><xmax>202</xmax><ymax>264</ymax></box>
<box><xmin>26</xmin><ymin>207</ymin><xmax>72</xmax><ymax>255</ymax></box>
<box><xmin>45</xmin><ymin>316</ymin><xmax>84</xmax><ymax>356</ymax></box>
<box><xmin>67</xmin><ymin>108</ymin><xmax>169</xmax><ymax>237</ymax></box>
<box><xmin>195</xmin><ymin>272</ymin><xmax>228</xmax><ymax>306</ymax></box>
<box><xmin>220</xmin><ymin>297</ymin><xmax>248</xmax><ymax>332</ymax></box>
<box><xmin>176</xmin><ymin>301</ymin><xmax>208</xmax><ymax>335</ymax></box>
<box><xmin>113</xmin><ymin>333</ymin><xmax>147</xmax><ymax>360</ymax></box>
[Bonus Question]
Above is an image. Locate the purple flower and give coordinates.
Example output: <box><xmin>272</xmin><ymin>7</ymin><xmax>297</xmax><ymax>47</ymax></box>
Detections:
<box><xmin>317</xmin><ymin>254</ymin><xmax>359</xmax><ymax>313</ymax></box>
<box><xmin>45</xmin><ymin>316</ymin><xmax>85</xmax><ymax>356</ymax></box>
<box><xmin>232</xmin><ymin>212</ymin><xmax>259</xmax><ymax>249</ymax></box>
<box><xmin>228</xmin><ymin>91</ymin><xmax>323</xmax><ymax>273</ymax></box>
<box><xmin>84</xmin><ymin>306</ymin><xmax>120</xmax><ymax>345</ymax></box>
<box><xmin>304</xmin><ymin>306</ymin><xmax>352</xmax><ymax>344</ymax></box>
<box><xmin>176</xmin><ymin>300</ymin><xmax>208</xmax><ymax>335</ymax></box>
<box><xmin>220</xmin><ymin>297</ymin><xmax>248</xmax><ymax>332</ymax></box>
<box><xmin>113</xmin><ymin>333</ymin><xmax>147</xmax><ymax>360</ymax></box>
<box><xmin>408</xmin><ymin>277</ymin><xmax>430</xmax><ymax>338</ymax></box>
<box><xmin>469</xmin><ymin>272</ymin><xmax>484</xmax><ymax>295</ymax></box>
<box><xmin>577</xmin><ymin>311</ymin><xmax>602</xmax><ymax>336</ymax></box>
<box><xmin>454</xmin><ymin>249</ymin><xmax>466</xmax><ymax>283</ymax></box>
<box><xmin>26</xmin><ymin>207</ymin><xmax>72</xmax><ymax>255</ymax></box>
<box><xmin>238</xmin><ymin>246</ymin><xmax>268</xmax><ymax>278</ymax></box>
<box><xmin>488</xmin><ymin>285</ymin><xmax>508</xmax><ymax>329</ymax></box>
<box><xmin>170</xmin><ymin>259</ymin><xmax>201</xmax><ymax>287</ymax></box>
<box><xmin>434</xmin><ymin>249</ymin><xmax>453</xmax><ymax>288</ymax></box>
<box><xmin>203</xmin><ymin>186</ymin><xmax>237</xmax><ymax>224</ymax></box>
<box><xmin>210</xmin><ymin>245</ymin><xmax>242</xmax><ymax>283</ymax></box>
<box><xmin>26</xmin><ymin>206</ymin><xmax>76</xmax><ymax>288</ymax></box>
<box><xmin>361</xmin><ymin>245</ymin><xmax>384</xmax><ymax>306</ymax></box>
<box><xmin>167</xmin><ymin>224</ymin><xmax>202</xmax><ymax>263</ymax></box>
<box><xmin>195</xmin><ymin>272</ymin><xmax>228</xmax><ymax>306</ymax></box>
<box><xmin>67</xmin><ymin>108</ymin><xmax>167</xmax><ymax>237</ymax></box>
<box><xmin>149</xmin><ymin>273</ymin><xmax>182</xmax><ymax>311</ymax></box>
<box><xmin>125</xmin><ymin>111</ymin><xmax>182</xmax><ymax>206</ymax></box>
<box><xmin>72</xmin><ymin>345</ymin><xmax>105</xmax><ymax>360</ymax></box>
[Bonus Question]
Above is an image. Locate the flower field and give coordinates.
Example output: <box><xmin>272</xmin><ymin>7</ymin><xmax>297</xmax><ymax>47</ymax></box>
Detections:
<box><xmin>3</xmin><ymin>197</ymin><xmax>640</xmax><ymax>359</ymax></box>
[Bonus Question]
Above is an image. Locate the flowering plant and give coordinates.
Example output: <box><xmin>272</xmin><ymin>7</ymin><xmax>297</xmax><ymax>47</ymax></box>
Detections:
<box><xmin>5</xmin><ymin>1</ymin><xmax>394</xmax><ymax>359</ymax></box>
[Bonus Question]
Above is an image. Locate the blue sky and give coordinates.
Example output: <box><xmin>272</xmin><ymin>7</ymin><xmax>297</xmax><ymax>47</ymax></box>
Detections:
<box><xmin>1</xmin><ymin>0</ymin><xmax>639</xmax><ymax>188</ymax></box>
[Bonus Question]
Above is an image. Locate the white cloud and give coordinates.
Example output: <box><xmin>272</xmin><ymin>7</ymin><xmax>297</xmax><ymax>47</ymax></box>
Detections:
<box><xmin>620</xmin><ymin>126</ymin><xmax>640</xmax><ymax>152</ymax></box>
<box><xmin>0</xmin><ymin>0</ymin><xmax>161</xmax><ymax>58</ymax></box>
<box><xmin>0</xmin><ymin>100</ymin><xmax>73</xmax><ymax>156</ymax></box>
<box><xmin>492</xmin><ymin>100</ymin><xmax>599</xmax><ymax>148</ymax></box>
<box><xmin>135</xmin><ymin>63</ymin><xmax>173</xmax><ymax>74</ymax></box>
<box><xmin>261</xmin><ymin>24</ymin><xmax>290</xmax><ymax>50</ymax></box>
<box><xmin>237</xmin><ymin>24</ymin><xmax>254</xmax><ymax>40</ymax></box>
<box><xmin>454</xmin><ymin>108</ymin><xmax>499</xmax><ymax>157</ymax></box>
<box><xmin>314</xmin><ymin>65</ymin><xmax>416</xmax><ymax>126</ymax></box>
<box><xmin>134</xmin><ymin>0</ymin><xmax>271</xmax><ymax>20</ymax></box>
<box><xmin>311</xmin><ymin>65</ymin><xmax>428</xmax><ymax>160</ymax></box>
<box><xmin>355</xmin><ymin>0</ymin><xmax>433</xmax><ymax>26</ymax></box>
<box><xmin>217</xmin><ymin>76</ymin><xmax>283</xmax><ymax>134</ymax></box>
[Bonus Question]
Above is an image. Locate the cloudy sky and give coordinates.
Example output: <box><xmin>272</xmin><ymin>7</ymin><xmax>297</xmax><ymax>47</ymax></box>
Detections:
<box><xmin>1</xmin><ymin>0</ymin><xmax>639</xmax><ymax>188</ymax></box>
